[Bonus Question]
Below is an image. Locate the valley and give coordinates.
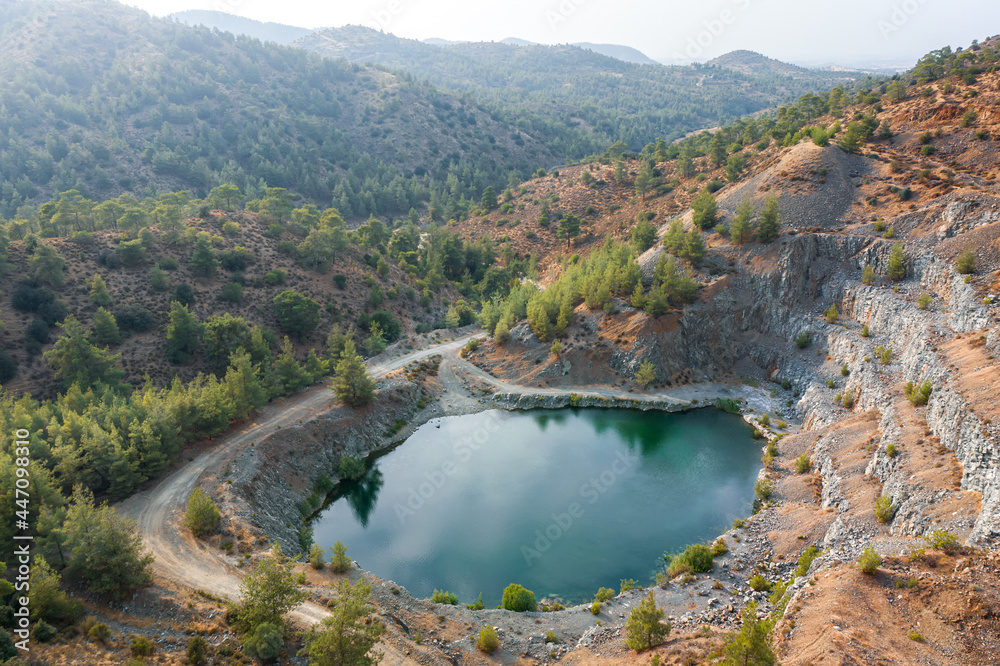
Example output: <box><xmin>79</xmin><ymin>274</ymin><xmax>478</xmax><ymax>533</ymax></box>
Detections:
<box><xmin>0</xmin><ymin>2</ymin><xmax>998</xmax><ymax>665</ymax></box>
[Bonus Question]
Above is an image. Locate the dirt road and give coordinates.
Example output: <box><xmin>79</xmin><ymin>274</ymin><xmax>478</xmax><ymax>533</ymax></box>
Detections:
<box><xmin>117</xmin><ymin>335</ymin><xmax>476</xmax><ymax>630</ymax></box>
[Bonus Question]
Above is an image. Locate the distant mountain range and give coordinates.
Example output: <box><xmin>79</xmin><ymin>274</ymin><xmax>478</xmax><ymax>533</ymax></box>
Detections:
<box><xmin>169</xmin><ymin>9</ymin><xmax>312</xmax><ymax>45</ymax></box>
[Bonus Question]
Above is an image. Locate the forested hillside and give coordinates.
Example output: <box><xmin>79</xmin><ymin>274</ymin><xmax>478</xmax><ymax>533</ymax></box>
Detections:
<box><xmin>295</xmin><ymin>26</ymin><xmax>867</xmax><ymax>155</ymax></box>
<box><xmin>0</xmin><ymin>0</ymin><xmax>554</xmax><ymax>220</ymax></box>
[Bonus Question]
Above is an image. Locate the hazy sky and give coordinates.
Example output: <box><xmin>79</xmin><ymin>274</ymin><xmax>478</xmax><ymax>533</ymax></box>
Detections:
<box><xmin>121</xmin><ymin>0</ymin><xmax>1000</xmax><ymax>66</ymax></box>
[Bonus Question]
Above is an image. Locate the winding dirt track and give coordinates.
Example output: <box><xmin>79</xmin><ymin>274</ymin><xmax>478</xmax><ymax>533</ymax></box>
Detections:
<box><xmin>117</xmin><ymin>335</ymin><xmax>476</xmax><ymax>628</ymax></box>
<box><xmin>118</xmin><ymin>332</ymin><xmax>735</xmax><ymax>634</ymax></box>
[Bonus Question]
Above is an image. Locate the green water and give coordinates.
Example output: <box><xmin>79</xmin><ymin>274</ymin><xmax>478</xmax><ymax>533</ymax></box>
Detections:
<box><xmin>311</xmin><ymin>408</ymin><xmax>760</xmax><ymax>607</ymax></box>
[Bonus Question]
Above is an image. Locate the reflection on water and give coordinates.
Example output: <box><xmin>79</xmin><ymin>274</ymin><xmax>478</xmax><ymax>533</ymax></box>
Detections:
<box><xmin>311</xmin><ymin>408</ymin><xmax>760</xmax><ymax>607</ymax></box>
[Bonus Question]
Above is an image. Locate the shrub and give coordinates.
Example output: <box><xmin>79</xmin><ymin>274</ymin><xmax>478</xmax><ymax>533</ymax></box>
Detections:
<box><xmin>796</xmin><ymin>331</ymin><xmax>812</xmax><ymax>348</ymax></box>
<box><xmin>875</xmin><ymin>494</ymin><xmax>896</xmax><ymax>524</ymax></box>
<box><xmin>625</xmin><ymin>592</ymin><xmax>670</xmax><ymax>652</ymax></box>
<box><xmin>874</xmin><ymin>218</ymin><xmax>886</xmax><ymax>232</ymax></box>
<box><xmin>795</xmin><ymin>452</ymin><xmax>812</xmax><ymax>474</ymax></box>
<box><xmin>824</xmin><ymin>304</ymin><xmax>839</xmax><ymax>324</ymax></box>
<box><xmin>187</xmin><ymin>636</ymin><xmax>208</xmax><ymax>665</ymax></box>
<box><xmin>476</xmin><ymin>626</ymin><xmax>499</xmax><ymax>653</ymax></box>
<box><xmin>667</xmin><ymin>543</ymin><xmax>713</xmax><ymax>577</ymax></box>
<box><xmin>185</xmin><ymin>488</ymin><xmax>221</xmax><ymax>538</ymax></box>
<box><xmin>754</xmin><ymin>478</ymin><xmax>773</xmax><ymax>503</ymax></box>
<box><xmin>465</xmin><ymin>594</ymin><xmax>485</xmax><ymax>610</ymax></box>
<box><xmin>918</xmin><ymin>292</ymin><xmax>932</xmax><ymax>310</ymax></box>
<box><xmin>711</xmin><ymin>539</ymin><xmax>728</xmax><ymax>557</ymax></box>
<box><xmin>861</xmin><ymin>324</ymin><xmax>870</xmax><ymax>337</ymax></box>
<box><xmin>715</xmin><ymin>397</ymin><xmax>740</xmax><ymax>414</ymax></box>
<box><xmin>338</xmin><ymin>456</ymin><xmax>366</xmax><ymax>481</ymax></box>
<box><xmin>858</xmin><ymin>546</ymin><xmax>882</xmax><ymax>574</ymax></box>
<box><xmin>501</xmin><ymin>583</ymin><xmax>537</xmax><ymax>612</ymax></box>
<box><xmin>32</xmin><ymin>620</ymin><xmax>58</xmax><ymax>643</ymax></box>
<box><xmin>431</xmin><ymin>590</ymin><xmax>458</xmax><ymax>605</ymax></box>
<box><xmin>886</xmin><ymin>443</ymin><xmax>899</xmax><ymax>458</ymax></box>
<box><xmin>329</xmin><ymin>541</ymin><xmax>351</xmax><ymax>573</ymax></box>
<box><xmin>594</xmin><ymin>587</ymin><xmax>615</xmax><ymax>603</ymax></box>
<box><xmin>876</xmin><ymin>345</ymin><xmax>894</xmax><ymax>365</ymax></box>
<box><xmin>956</xmin><ymin>247</ymin><xmax>976</xmax><ymax>274</ymax></box>
<box><xmin>243</xmin><ymin>622</ymin><xmax>283</xmax><ymax>661</ymax></box>
<box><xmin>171</xmin><ymin>283</ymin><xmax>195</xmax><ymax>306</ymax></box>
<box><xmin>924</xmin><ymin>530</ymin><xmax>960</xmax><ymax>552</ymax></box>
<box><xmin>590</xmin><ymin>601</ymin><xmax>602</xmax><ymax>615</ymax></box>
<box><xmin>220</xmin><ymin>281</ymin><xmax>243</xmax><ymax>303</ymax></box>
<box><xmin>842</xmin><ymin>364</ymin><xmax>850</xmax><ymax>376</ymax></box>
<box><xmin>114</xmin><ymin>303</ymin><xmax>155</xmax><ymax>332</ymax></box>
<box><xmin>88</xmin><ymin>621</ymin><xmax>111</xmax><ymax>643</ymax></box>
<box><xmin>264</xmin><ymin>269</ymin><xmax>288</xmax><ymax>286</ymax></box>
<box><xmin>545</xmin><ymin>630</ymin><xmax>559</xmax><ymax>644</ymax></box>
<box><xmin>888</xmin><ymin>242</ymin><xmax>907</xmax><ymax>281</ymax></box>
<box><xmin>748</xmin><ymin>574</ymin><xmax>771</xmax><ymax>592</ymax></box>
<box><xmin>308</xmin><ymin>544</ymin><xmax>325</xmax><ymax>569</ymax></box>
<box><xmin>905</xmin><ymin>380</ymin><xmax>932</xmax><ymax>406</ymax></box>
<box><xmin>795</xmin><ymin>546</ymin><xmax>820</xmax><ymax>578</ymax></box>
<box><xmin>909</xmin><ymin>630</ymin><xmax>925</xmax><ymax>642</ymax></box>
<box><xmin>130</xmin><ymin>635</ymin><xmax>155</xmax><ymax>657</ymax></box>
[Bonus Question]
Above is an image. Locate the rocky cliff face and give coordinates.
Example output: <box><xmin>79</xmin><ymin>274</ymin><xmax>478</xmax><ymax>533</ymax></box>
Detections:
<box><xmin>630</xmin><ymin>198</ymin><xmax>999</xmax><ymax>548</ymax></box>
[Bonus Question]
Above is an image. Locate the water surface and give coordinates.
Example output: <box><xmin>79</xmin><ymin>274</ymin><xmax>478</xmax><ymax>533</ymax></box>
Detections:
<box><xmin>312</xmin><ymin>408</ymin><xmax>760</xmax><ymax>606</ymax></box>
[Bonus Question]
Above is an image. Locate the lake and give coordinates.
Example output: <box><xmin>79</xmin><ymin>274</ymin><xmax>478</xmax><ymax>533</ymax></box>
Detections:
<box><xmin>311</xmin><ymin>407</ymin><xmax>761</xmax><ymax>607</ymax></box>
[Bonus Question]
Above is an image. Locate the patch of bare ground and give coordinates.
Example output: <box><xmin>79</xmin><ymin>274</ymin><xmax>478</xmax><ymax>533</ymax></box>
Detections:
<box><xmin>776</xmin><ymin>549</ymin><xmax>1000</xmax><ymax>666</ymax></box>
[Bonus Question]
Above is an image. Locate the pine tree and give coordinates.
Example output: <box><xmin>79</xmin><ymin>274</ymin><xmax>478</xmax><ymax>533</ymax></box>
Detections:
<box><xmin>233</xmin><ymin>545</ymin><xmax>305</xmax><ymax>634</ymax></box>
<box><xmin>635</xmin><ymin>161</ymin><xmax>657</xmax><ymax>199</ymax></box>
<box><xmin>692</xmin><ymin>189</ymin><xmax>718</xmax><ymax>230</ymax></box>
<box><xmin>636</xmin><ymin>360</ymin><xmax>656</xmax><ymax>388</ymax></box>
<box><xmin>166</xmin><ymin>301</ymin><xmax>202</xmax><ymax>364</ymax></box>
<box><xmin>333</xmin><ymin>341</ymin><xmax>376</xmax><ymax>407</ymax></box>
<box><xmin>722</xmin><ymin>601</ymin><xmax>775</xmax><ymax>665</ymax></box>
<box><xmin>304</xmin><ymin>578</ymin><xmax>385</xmax><ymax>666</ymax></box>
<box><xmin>663</xmin><ymin>220</ymin><xmax>686</xmax><ymax>254</ymax></box>
<box><xmin>225</xmin><ymin>350</ymin><xmax>267</xmax><ymax>419</ymax></box>
<box><xmin>862</xmin><ymin>264</ymin><xmax>876</xmax><ymax>285</ymax></box>
<box><xmin>44</xmin><ymin>316</ymin><xmax>124</xmax><ymax>390</ymax></box>
<box><xmin>625</xmin><ymin>591</ymin><xmax>670</xmax><ymax>652</ymax></box>
<box><xmin>31</xmin><ymin>243</ymin><xmax>67</xmax><ymax>287</ymax></box>
<box><xmin>271</xmin><ymin>337</ymin><xmax>311</xmax><ymax>396</ymax></box>
<box><xmin>87</xmin><ymin>273</ymin><xmax>112</xmax><ymax>306</ymax></box>
<box><xmin>683</xmin><ymin>230</ymin><xmax>706</xmax><ymax>265</ymax></box>
<box><xmin>189</xmin><ymin>235</ymin><xmax>219</xmax><ymax>278</ymax></box>
<box><xmin>888</xmin><ymin>242</ymin><xmax>907</xmax><ymax>281</ymax></box>
<box><xmin>677</xmin><ymin>147</ymin><xmax>696</xmax><ymax>178</ymax></box>
<box><xmin>756</xmin><ymin>196</ymin><xmax>781</xmax><ymax>243</ymax></box>
<box><xmin>91</xmin><ymin>307</ymin><xmax>121</xmax><ymax>345</ymax></box>
<box><xmin>729</xmin><ymin>200</ymin><xmax>756</xmax><ymax>245</ymax></box>
<box><xmin>304</xmin><ymin>349</ymin><xmax>329</xmax><ymax>382</ymax></box>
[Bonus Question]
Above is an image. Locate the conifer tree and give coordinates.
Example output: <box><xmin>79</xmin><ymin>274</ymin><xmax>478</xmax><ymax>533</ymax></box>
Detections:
<box><xmin>333</xmin><ymin>341</ymin><xmax>376</xmax><ymax>407</ymax></box>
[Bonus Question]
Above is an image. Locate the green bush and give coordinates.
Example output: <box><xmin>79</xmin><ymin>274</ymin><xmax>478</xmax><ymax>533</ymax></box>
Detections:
<box><xmin>620</xmin><ymin>578</ymin><xmax>638</xmax><ymax>593</ymax></box>
<box><xmin>244</xmin><ymin>622</ymin><xmax>283</xmax><ymax>661</ymax></box>
<box><xmin>186</xmin><ymin>636</ymin><xmax>208</xmax><ymax>666</ymax></box>
<box><xmin>545</xmin><ymin>630</ymin><xmax>559</xmax><ymax>644</ymax></box>
<box><xmin>715</xmin><ymin>398</ymin><xmax>740</xmax><ymax>414</ymax></box>
<box><xmin>754</xmin><ymin>478</ymin><xmax>774</xmax><ymax>503</ymax></box>
<box><xmin>924</xmin><ymin>530</ymin><xmax>960</xmax><ymax>552</ymax></box>
<box><xmin>308</xmin><ymin>544</ymin><xmax>326</xmax><ymax>569</ymax></box>
<box><xmin>824</xmin><ymin>304</ymin><xmax>839</xmax><ymax>324</ymax></box>
<box><xmin>796</xmin><ymin>331</ymin><xmax>812</xmax><ymax>348</ymax></box>
<box><xmin>905</xmin><ymin>380</ymin><xmax>932</xmax><ymax>406</ymax></box>
<box><xmin>130</xmin><ymin>635</ymin><xmax>155</xmax><ymax>657</ymax></box>
<box><xmin>875</xmin><ymin>494</ymin><xmax>896</xmax><ymax>524</ymax></box>
<box><xmin>430</xmin><ymin>590</ymin><xmax>458</xmax><ymax>605</ymax></box>
<box><xmin>476</xmin><ymin>626</ymin><xmax>499</xmax><ymax>653</ymax></box>
<box><xmin>795</xmin><ymin>546</ymin><xmax>820</xmax><ymax>578</ymax></box>
<box><xmin>465</xmin><ymin>594</ymin><xmax>485</xmax><ymax>610</ymax></box>
<box><xmin>858</xmin><ymin>546</ymin><xmax>882</xmax><ymax>575</ymax></box>
<box><xmin>590</xmin><ymin>601</ymin><xmax>602</xmax><ymax>615</ymax></box>
<box><xmin>667</xmin><ymin>543</ymin><xmax>714</xmax><ymax>577</ymax></box>
<box><xmin>501</xmin><ymin>584</ymin><xmax>537</xmax><ymax>612</ymax></box>
<box><xmin>594</xmin><ymin>587</ymin><xmax>615</xmax><ymax>603</ymax></box>
<box><xmin>338</xmin><ymin>456</ymin><xmax>366</xmax><ymax>481</ymax></box>
<box><xmin>32</xmin><ymin>620</ymin><xmax>58</xmax><ymax>643</ymax></box>
<box><xmin>185</xmin><ymin>488</ymin><xmax>221</xmax><ymax>538</ymax></box>
<box><xmin>886</xmin><ymin>443</ymin><xmax>899</xmax><ymax>458</ymax></box>
<box><xmin>88</xmin><ymin>621</ymin><xmax>111</xmax><ymax>643</ymax></box>
<box><xmin>748</xmin><ymin>574</ymin><xmax>771</xmax><ymax>592</ymax></box>
<box><xmin>861</xmin><ymin>324</ymin><xmax>870</xmax><ymax>338</ymax></box>
<box><xmin>711</xmin><ymin>539</ymin><xmax>728</xmax><ymax>557</ymax></box>
<box><xmin>795</xmin><ymin>452</ymin><xmax>812</xmax><ymax>474</ymax></box>
<box><xmin>955</xmin><ymin>247</ymin><xmax>976</xmax><ymax>274</ymax></box>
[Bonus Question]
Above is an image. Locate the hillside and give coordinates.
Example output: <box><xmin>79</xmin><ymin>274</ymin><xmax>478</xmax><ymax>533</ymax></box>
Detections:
<box><xmin>168</xmin><ymin>9</ymin><xmax>314</xmax><ymax>44</ymax></box>
<box><xmin>0</xmin><ymin>0</ymin><xmax>554</xmax><ymax>220</ymax></box>
<box><xmin>294</xmin><ymin>26</ymin><xmax>866</xmax><ymax>154</ymax></box>
<box><xmin>571</xmin><ymin>42</ymin><xmax>659</xmax><ymax>65</ymax></box>
<box><xmin>708</xmin><ymin>49</ymin><xmax>822</xmax><ymax>78</ymax></box>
